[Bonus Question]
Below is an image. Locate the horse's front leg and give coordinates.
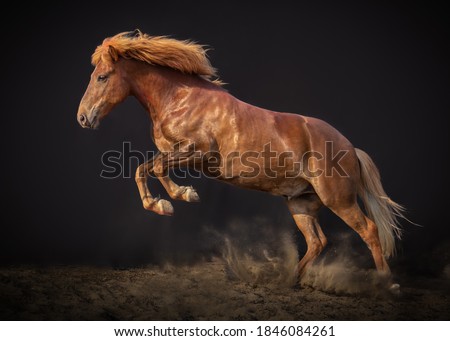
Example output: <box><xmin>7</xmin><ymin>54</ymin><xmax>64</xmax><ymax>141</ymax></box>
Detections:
<box><xmin>135</xmin><ymin>151</ymin><xmax>200</xmax><ymax>216</ymax></box>
<box><xmin>152</xmin><ymin>151</ymin><xmax>200</xmax><ymax>203</ymax></box>
<box><xmin>135</xmin><ymin>154</ymin><xmax>174</xmax><ymax>216</ymax></box>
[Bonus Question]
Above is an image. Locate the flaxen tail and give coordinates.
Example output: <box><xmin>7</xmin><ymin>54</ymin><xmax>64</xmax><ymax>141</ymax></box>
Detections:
<box><xmin>355</xmin><ymin>148</ymin><xmax>405</xmax><ymax>258</ymax></box>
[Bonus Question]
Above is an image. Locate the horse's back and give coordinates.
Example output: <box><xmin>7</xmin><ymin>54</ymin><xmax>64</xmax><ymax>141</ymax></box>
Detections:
<box><xmin>260</xmin><ymin>111</ymin><xmax>354</xmax><ymax>157</ymax></box>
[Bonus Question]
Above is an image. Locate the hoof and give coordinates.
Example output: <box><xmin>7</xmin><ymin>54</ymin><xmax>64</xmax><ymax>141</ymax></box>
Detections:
<box><xmin>388</xmin><ymin>283</ymin><xmax>401</xmax><ymax>295</ymax></box>
<box><xmin>185</xmin><ymin>187</ymin><xmax>200</xmax><ymax>202</ymax></box>
<box><xmin>143</xmin><ymin>197</ymin><xmax>174</xmax><ymax>216</ymax></box>
<box><xmin>175</xmin><ymin>186</ymin><xmax>200</xmax><ymax>202</ymax></box>
<box><xmin>155</xmin><ymin>199</ymin><xmax>174</xmax><ymax>216</ymax></box>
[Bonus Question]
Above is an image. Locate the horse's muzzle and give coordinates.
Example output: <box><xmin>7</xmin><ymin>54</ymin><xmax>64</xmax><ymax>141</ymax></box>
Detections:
<box><xmin>77</xmin><ymin>113</ymin><xmax>97</xmax><ymax>129</ymax></box>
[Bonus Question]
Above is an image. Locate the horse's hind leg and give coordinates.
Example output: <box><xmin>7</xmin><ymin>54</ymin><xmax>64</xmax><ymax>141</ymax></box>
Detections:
<box><xmin>286</xmin><ymin>194</ymin><xmax>327</xmax><ymax>277</ymax></box>
<box><xmin>329</xmin><ymin>203</ymin><xmax>391</xmax><ymax>277</ymax></box>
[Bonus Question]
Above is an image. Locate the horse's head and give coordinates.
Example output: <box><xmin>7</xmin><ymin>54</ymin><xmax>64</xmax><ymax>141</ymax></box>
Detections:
<box><xmin>77</xmin><ymin>46</ymin><xmax>130</xmax><ymax>129</ymax></box>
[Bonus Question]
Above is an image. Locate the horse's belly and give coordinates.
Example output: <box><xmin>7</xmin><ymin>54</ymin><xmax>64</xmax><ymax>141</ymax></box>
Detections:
<box><xmin>267</xmin><ymin>177</ymin><xmax>312</xmax><ymax>198</ymax></box>
<box><xmin>223</xmin><ymin>176</ymin><xmax>312</xmax><ymax>199</ymax></box>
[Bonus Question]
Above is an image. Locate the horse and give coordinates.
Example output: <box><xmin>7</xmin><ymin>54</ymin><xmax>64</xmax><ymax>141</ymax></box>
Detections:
<box><xmin>77</xmin><ymin>29</ymin><xmax>405</xmax><ymax>290</ymax></box>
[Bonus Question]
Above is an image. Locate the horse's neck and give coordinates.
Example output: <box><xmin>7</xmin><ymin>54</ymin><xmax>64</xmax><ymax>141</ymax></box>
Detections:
<box><xmin>128</xmin><ymin>64</ymin><xmax>203</xmax><ymax>123</ymax></box>
<box><xmin>128</xmin><ymin>66</ymin><xmax>172</xmax><ymax>120</ymax></box>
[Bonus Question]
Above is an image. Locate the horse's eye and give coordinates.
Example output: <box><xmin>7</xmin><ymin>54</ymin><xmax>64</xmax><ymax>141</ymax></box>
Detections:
<box><xmin>97</xmin><ymin>74</ymin><xmax>108</xmax><ymax>82</ymax></box>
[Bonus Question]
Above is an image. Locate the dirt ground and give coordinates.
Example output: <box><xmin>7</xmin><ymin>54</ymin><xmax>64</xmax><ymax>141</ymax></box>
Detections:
<box><xmin>0</xmin><ymin>259</ymin><xmax>449</xmax><ymax>321</ymax></box>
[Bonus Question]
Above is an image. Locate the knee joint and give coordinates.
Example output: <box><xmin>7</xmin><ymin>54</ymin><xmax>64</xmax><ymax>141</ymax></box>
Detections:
<box><xmin>135</xmin><ymin>165</ymin><xmax>146</xmax><ymax>182</ymax></box>
<box><xmin>308</xmin><ymin>238</ymin><xmax>324</xmax><ymax>256</ymax></box>
<box><xmin>152</xmin><ymin>161</ymin><xmax>167</xmax><ymax>178</ymax></box>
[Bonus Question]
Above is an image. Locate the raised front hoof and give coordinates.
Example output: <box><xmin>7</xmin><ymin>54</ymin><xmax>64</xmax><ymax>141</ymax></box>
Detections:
<box><xmin>174</xmin><ymin>186</ymin><xmax>200</xmax><ymax>202</ymax></box>
<box><xmin>185</xmin><ymin>187</ymin><xmax>200</xmax><ymax>202</ymax></box>
<box><xmin>143</xmin><ymin>198</ymin><xmax>174</xmax><ymax>216</ymax></box>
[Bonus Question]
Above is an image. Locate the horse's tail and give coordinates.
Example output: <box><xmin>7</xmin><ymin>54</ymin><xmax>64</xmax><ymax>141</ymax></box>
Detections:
<box><xmin>355</xmin><ymin>148</ymin><xmax>405</xmax><ymax>258</ymax></box>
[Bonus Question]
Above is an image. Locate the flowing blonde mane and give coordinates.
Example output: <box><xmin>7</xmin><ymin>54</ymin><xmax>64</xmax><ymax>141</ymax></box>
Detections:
<box><xmin>92</xmin><ymin>30</ymin><xmax>222</xmax><ymax>85</ymax></box>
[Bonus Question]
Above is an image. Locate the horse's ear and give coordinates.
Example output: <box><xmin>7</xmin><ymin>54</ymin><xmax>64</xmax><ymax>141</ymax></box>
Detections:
<box><xmin>132</xmin><ymin>29</ymin><xmax>142</xmax><ymax>38</ymax></box>
<box><xmin>124</xmin><ymin>29</ymin><xmax>142</xmax><ymax>39</ymax></box>
<box><xmin>108</xmin><ymin>45</ymin><xmax>119</xmax><ymax>62</ymax></box>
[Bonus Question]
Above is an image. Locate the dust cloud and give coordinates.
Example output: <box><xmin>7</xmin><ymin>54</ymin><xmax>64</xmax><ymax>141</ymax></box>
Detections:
<box><xmin>203</xmin><ymin>217</ymin><xmax>298</xmax><ymax>287</ymax></box>
<box><xmin>209</xmin><ymin>221</ymin><xmax>386</xmax><ymax>295</ymax></box>
<box><xmin>300</xmin><ymin>256</ymin><xmax>383</xmax><ymax>295</ymax></box>
<box><xmin>222</xmin><ymin>233</ymin><xmax>298</xmax><ymax>287</ymax></box>
<box><xmin>201</xmin><ymin>219</ymin><xmax>378</xmax><ymax>294</ymax></box>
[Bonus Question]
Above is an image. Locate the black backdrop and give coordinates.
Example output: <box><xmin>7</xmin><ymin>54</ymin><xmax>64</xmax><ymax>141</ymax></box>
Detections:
<box><xmin>1</xmin><ymin>2</ymin><xmax>449</xmax><ymax>276</ymax></box>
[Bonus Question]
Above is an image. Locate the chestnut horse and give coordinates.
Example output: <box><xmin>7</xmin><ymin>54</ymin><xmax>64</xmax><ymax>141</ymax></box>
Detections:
<box><xmin>77</xmin><ymin>30</ymin><xmax>404</xmax><ymax>288</ymax></box>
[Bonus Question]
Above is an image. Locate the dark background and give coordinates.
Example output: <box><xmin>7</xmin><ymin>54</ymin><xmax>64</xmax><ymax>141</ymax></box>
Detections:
<box><xmin>1</xmin><ymin>2</ymin><xmax>449</xmax><ymax>277</ymax></box>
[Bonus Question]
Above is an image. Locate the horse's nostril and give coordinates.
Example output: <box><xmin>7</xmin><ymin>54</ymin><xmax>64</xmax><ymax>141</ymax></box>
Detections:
<box><xmin>79</xmin><ymin>114</ymin><xmax>86</xmax><ymax>124</ymax></box>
